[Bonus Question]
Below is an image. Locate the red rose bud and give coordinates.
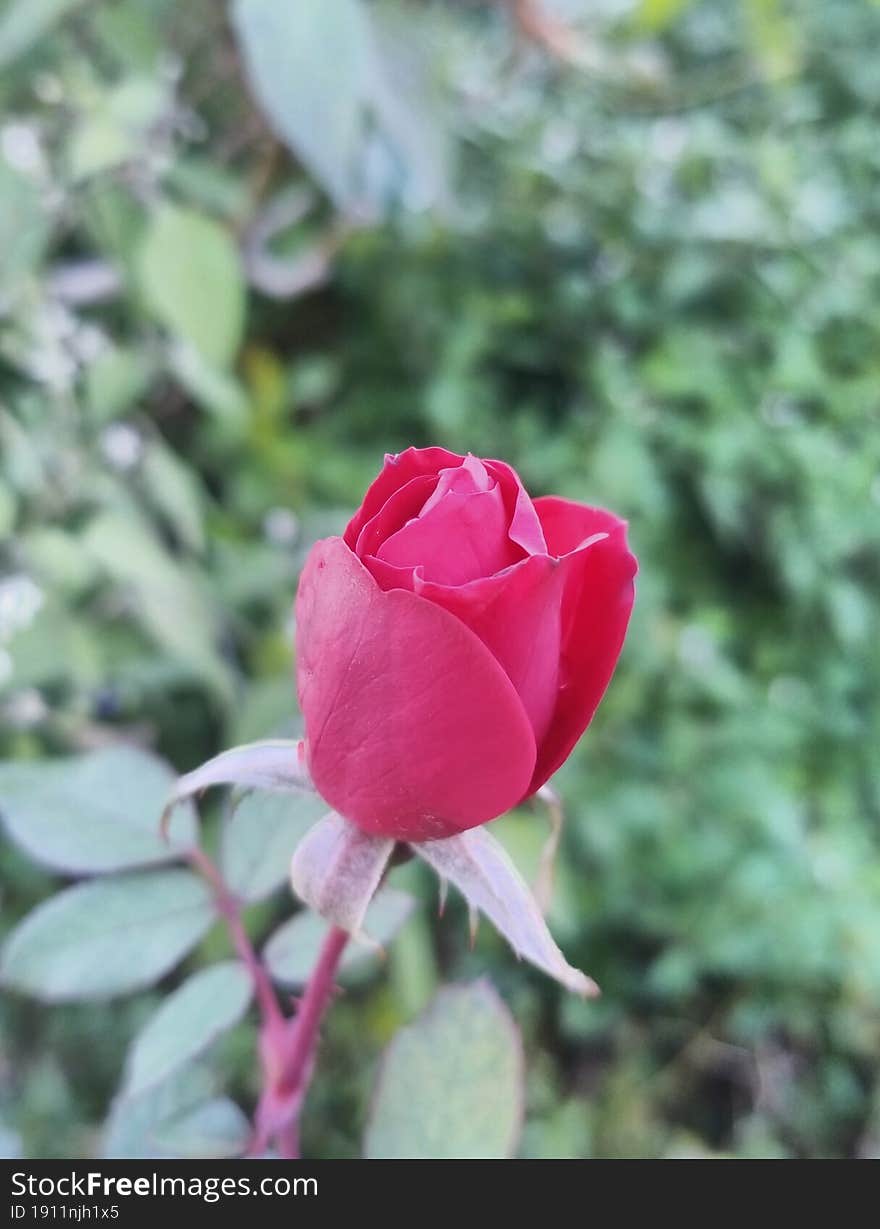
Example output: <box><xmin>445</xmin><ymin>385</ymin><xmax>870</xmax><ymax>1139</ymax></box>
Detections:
<box><xmin>296</xmin><ymin>447</ymin><xmax>637</xmax><ymax>842</ymax></box>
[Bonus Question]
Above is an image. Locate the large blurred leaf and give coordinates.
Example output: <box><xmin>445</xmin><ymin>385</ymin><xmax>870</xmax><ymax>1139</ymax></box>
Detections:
<box><xmin>122</xmin><ymin>962</ymin><xmax>253</xmax><ymax>1099</ymax></box>
<box><xmin>0</xmin><ymin>0</ymin><xmax>82</xmax><ymax>67</ymax></box>
<box><xmin>263</xmin><ymin>887</ymin><xmax>414</xmax><ymax>985</ymax></box>
<box><xmin>221</xmin><ymin>790</ymin><xmax>326</xmax><ymax>904</ymax></box>
<box><xmin>365</xmin><ymin>981</ymin><xmax>524</xmax><ymax>1159</ymax></box>
<box><xmin>103</xmin><ymin>1065</ymin><xmax>244</xmax><ymax>1160</ymax></box>
<box><xmin>136</xmin><ymin>203</ymin><xmax>245</xmax><ymax>367</ymax></box>
<box><xmin>0</xmin><ymin>869</ymin><xmax>215</xmax><ymax>1001</ymax></box>
<box><xmin>0</xmin><ymin>746</ymin><xmax>196</xmax><ymax>875</ymax></box>
<box><xmin>364</xmin><ymin>1</ymin><xmax>451</xmax><ymax>212</ymax></box>
<box><xmin>232</xmin><ymin>0</ymin><xmax>371</xmax><ymax>210</ymax></box>
<box><xmin>154</xmin><ymin>1098</ymin><xmax>251</xmax><ymax>1159</ymax></box>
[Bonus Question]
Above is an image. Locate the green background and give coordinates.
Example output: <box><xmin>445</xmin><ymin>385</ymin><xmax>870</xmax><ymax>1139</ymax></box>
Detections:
<box><xmin>1</xmin><ymin>0</ymin><xmax>878</xmax><ymax>1159</ymax></box>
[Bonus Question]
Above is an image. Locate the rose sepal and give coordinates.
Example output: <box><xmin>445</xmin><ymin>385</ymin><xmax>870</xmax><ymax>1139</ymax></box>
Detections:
<box><xmin>160</xmin><ymin>739</ymin><xmax>312</xmax><ymax>838</ymax></box>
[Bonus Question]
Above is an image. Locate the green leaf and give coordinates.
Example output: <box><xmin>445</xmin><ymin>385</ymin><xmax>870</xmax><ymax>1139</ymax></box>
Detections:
<box><xmin>0</xmin><ymin>0</ymin><xmax>83</xmax><ymax>68</ymax></box>
<box><xmin>69</xmin><ymin>76</ymin><xmax>166</xmax><ymax>181</ymax></box>
<box><xmin>140</xmin><ymin>438</ymin><xmax>206</xmax><ymax>553</ymax></box>
<box><xmin>365</xmin><ymin>981</ymin><xmax>524</xmax><ymax>1159</ymax></box>
<box><xmin>221</xmin><ymin>790</ymin><xmax>326</xmax><ymax>904</ymax></box>
<box><xmin>263</xmin><ymin>887</ymin><xmax>414</xmax><ymax>986</ymax></box>
<box><xmin>123</xmin><ymin>962</ymin><xmax>253</xmax><ymax>1099</ymax></box>
<box><xmin>82</xmin><ymin>504</ymin><xmax>233</xmax><ymax>702</ymax></box>
<box><xmin>231</xmin><ymin>0</ymin><xmax>371</xmax><ymax>210</ymax></box>
<box><xmin>1</xmin><ymin>869</ymin><xmax>215</xmax><ymax>1002</ymax></box>
<box><xmin>0</xmin><ymin>481</ymin><xmax>16</xmax><ymax>540</ymax></box>
<box><xmin>0</xmin><ymin>153</ymin><xmax>49</xmax><ymax>290</ymax></box>
<box><xmin>365</xmin><ymin>3</ymin><xmax>451</xmax><ymax>212</ymax></box>
<box><xmin>136</xmin><ymin>203</ymin><xmax>245</xmax><ymax>367</ymax></box>
<box><xmin>154</xmin><ymin>1098</ymin><xmax>251</xmax><ymax>1159</ymax></box>
<box><xmin>103</xmin><ymin>1065</ymin><xmax>237</xmax><ymax>1159</ymax></box>
<box><xmin>635</xmin><ymin>0</ymin><xmax>692</xmax><ymax>31</ymax></box>
<box><xmin>84</xmin><ymin>344</ymin><xmax>154</xmax><ymax>423</ymax></box>
<box><xmin>0</xmin><ymin>746</ymin><xmax>197</xmax><ymax>875</ymax></box>
<box><xmin>167</xmin><ymin>340</ymin><xmax>250</xmax><ymax>430</ymax></box>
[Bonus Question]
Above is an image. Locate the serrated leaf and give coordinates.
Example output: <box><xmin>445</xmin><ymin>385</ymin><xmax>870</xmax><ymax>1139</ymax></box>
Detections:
<box><xmin>413</xmin><ymin>828</ymin><xmax>598</xmax><ymax>996</ymax></box>
<box><xmin>136</xmin><ymin>203</ymin><xmax>245</xmax><ymax>367</ymax></box>
<box><xmin>289</xmin><ymin>810</ymin><xmax>393</xmax><ymax>937</ymax></box>
<box><xmin>0</xmin><ymin>746</ymin><xmax>197</xmax><ymax>875</ymax></box>
<box><xmin>232</xmin><ymin>0</ymin><xmax>371</xmax><ymax>210</ymax></box>
<box><xmin>365</xmin><ymin>981</ymin><xmax>523</xmax><ymax>1159</ymax></box>
<box><xmin>221</xmin><ymin>789</ymin><xmax>326</xmax><ymax>904</ymax></box>
<box><xmin>123</xmin><ymin>962</ymin><xmax>253</xmax><ymax>1099</ymax></box>
<box><xmin>264</xmin><ymin>887</ymin><xmax>414</xmax><ymax>986</ymax></box>
<box><xmin>1</xmin><ymin>869</ymin><xmax>215</xmax><ymax>1002</ymax></box>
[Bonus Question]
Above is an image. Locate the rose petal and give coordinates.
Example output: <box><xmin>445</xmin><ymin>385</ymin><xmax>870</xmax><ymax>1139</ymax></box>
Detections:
<box><xmin>533</xmin><ymin>496</ymin><xmax>625</xmax><ymax>558</ymax></box>
<box><xmin>376</xmin><ymin>478</ymin><xmax>518</xmax><ymax>585</ymax></box>
<box><xmin>296</xmin><ymin>537</ymin><xmax>537</xmax><ymax>840</ymax></box>
<box><xmin>354</xmin><ymin>473</ymin><xmax>437</xmax><ymax>562</ymax></box>
<box><xmin>485</xmin><ymin>458</ymin><xmax>547</xmax><ymax>556</ymax></box>
<box><xmin>530</xmin><ymin>497</ymin><xmax>637</xmax><ymax>791</ymax></box>
<box><xmin>344</xmin><ymin>447</ymin><xmax>466</xmax><ymax>549</ymax></box>
<box><xmin>416</xmin><ymin>554</ymin><xmax>566</xmax><ymax>745</ymax></box>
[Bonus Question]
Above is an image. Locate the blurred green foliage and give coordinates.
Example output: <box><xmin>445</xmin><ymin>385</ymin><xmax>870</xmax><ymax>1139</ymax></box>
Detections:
<box><xmin>1</xmin><ymin>0</ymin><xmax>879</xmax><ymax>1158</ymax></box>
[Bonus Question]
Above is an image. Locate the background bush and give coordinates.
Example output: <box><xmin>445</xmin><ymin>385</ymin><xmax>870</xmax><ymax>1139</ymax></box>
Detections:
<box><xmin>0</xmin><ymin>0</ymin><xmax>878</xmax><ymax>1158</ymax></box>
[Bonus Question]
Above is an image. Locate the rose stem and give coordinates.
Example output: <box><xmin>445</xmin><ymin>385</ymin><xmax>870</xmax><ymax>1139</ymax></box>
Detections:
<box><xmin>187</xmin><ymin>845</ymin><xmax>282</xmax><ymax>1027</ymax></box>
<box><xmin>188</xmin><ymin>844</ymin><xmax>348</xmax><ymax>1158</ymax></box>
<box><xmin>272</xmin><ymin>925</ymin><xmax>350</xmax><ymax>1158</ymax></box>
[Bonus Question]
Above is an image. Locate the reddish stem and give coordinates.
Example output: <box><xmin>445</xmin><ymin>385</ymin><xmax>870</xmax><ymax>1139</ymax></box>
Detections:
<box><xmin>277</xmin><ymin>925</ymin><xmax>349</xmax><ymax>1098</ymax></box>
<box><xmin>188</xmin><ymin>844</ymin><xmax>348</xmax><ymax>1158</ymax></box>
<box><xmin>188</xmin><ymin>846</ymin><xmax>282</xmax><ymax>1027</ymax></box>
<box><xmin>258</xmin><ymin>926</ymin><xmax>349</xmax><ymax>1159</ymax></box>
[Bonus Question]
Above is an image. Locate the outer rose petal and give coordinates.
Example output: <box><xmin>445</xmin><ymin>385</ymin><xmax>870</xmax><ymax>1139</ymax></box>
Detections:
<box><xmin>416</xmin><ymin>554</ymin><xmax>566</xmax><ymax>746</ymax></box>
<box><xmin>529</xmin><ymin>497</ymin><xmax>637</xmax><ymax>792</ymax></box>
<box><xmin>296</xmin><ymin>537</ymin><xmax>537</xmax><ymax>841</ymax></box>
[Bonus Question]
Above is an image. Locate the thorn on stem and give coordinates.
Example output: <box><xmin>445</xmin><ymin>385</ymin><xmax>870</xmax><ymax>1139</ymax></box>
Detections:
<box><xmin>468</xmin><ymin>905</ymin><xmax>480</xmax><ymax>948</ymax></box>
<box><xmin>158</xmin><ymin>803</ymin><xmax>174</xmax><ymax>843</ymax></box>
